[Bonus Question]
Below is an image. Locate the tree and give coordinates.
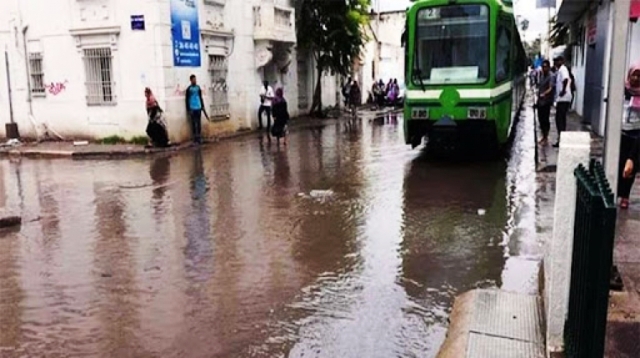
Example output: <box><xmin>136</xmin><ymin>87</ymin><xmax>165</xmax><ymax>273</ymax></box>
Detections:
<box><xmin>524</xmin><ymin>37</ymin><xmax>541</xmax><ymax>59</ymax></box>
<box><xmin>549</xmin><ymin>15</ymin><xmax>570</xmax><ymax>48</ymax></box>
<box><xmin>295</xmin><ymin>0</ymin><xmax>371</xmax><ymax>116</ymax></box>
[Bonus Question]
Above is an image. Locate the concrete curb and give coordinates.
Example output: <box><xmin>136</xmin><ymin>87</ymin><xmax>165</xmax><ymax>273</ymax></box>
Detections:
<box><xmin>0</xmin><ymin>109</ymin><xmax>402</xmax><ymax>160</ymax></box>
<box><xmin>0</xmin><ymin>116</ymin><xmax>340</xmax><ymax>160</ymax></box>
<box><xmin>437</xmin><ymin>289</ymin><xmax>545</xmax><ymax>358</ymax></box>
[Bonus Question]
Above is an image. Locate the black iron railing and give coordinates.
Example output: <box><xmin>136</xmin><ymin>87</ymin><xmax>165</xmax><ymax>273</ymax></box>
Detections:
<box><xmin>564</xmin><ymin>159</ymin><xmax>617</xmax><ymax>358</ymax></box>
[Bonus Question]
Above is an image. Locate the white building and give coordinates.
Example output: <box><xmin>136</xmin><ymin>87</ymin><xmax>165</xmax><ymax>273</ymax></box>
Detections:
<box><xmin>556</xmin><ymin>0</ymin><xmax>640</xmax><ymax>136</ymax></box>
<box><xmin>0</xmin><ymin>0</ymin><xmax>339</xmax><ymax>142</ymax></box>
<box><xmin>359</xmin><ymin>10</ymin><xmax>406</xmax><ymax>102</ymax></box>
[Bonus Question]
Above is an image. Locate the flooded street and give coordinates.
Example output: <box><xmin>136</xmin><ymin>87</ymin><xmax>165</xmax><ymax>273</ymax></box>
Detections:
<box><xmin>0</xmin><ymin>110</ymin><xmax>541</xmax><ymax>357</ymax></box>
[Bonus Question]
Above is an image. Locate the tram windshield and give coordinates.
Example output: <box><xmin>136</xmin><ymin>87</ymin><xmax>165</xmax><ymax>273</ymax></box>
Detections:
<box><xmin>413</xmin><ymin>4</ymin><xmax>489</xmax><ymax>85</ymax></box>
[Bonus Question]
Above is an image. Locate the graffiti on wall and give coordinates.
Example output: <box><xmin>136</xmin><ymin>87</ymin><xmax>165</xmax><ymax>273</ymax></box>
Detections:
<box><xmin>173</xmin><ymin>83</ymin><xmax>207</xmax><ymax>96</ymax></box>
<box><xmin>45</xmin><ymin>81</ymin><xmax>69</xmax><ymax>96</ymax></box>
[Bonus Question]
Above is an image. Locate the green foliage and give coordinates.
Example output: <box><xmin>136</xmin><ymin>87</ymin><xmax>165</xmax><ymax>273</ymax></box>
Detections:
<box><xmin>101</xmin><ymin>135</ymin><xmax>126</xmax><ymax>145</ymax></box>
<box><xmin>525</xmin><ymin>38</ymin><xmax>542</xmax><ymax>59</ymax></box>
<box><xmin>101</xmin><ymin>135</ymin><xmax>149</xmax><ymax>145</ymax></box>
<box><xmin>295</xmin><ymin>0</ymin><xmax>371</xmax><ymax>78</ymax></box>
<box><xmin>295</xmin><ymin>0</ymin><xmax>371</xmax><ymax>115</ymax></box>
<box><xmin>549</xmin><ymin>15</ymin><xmax>569</xmax><ymax>48</ymax></box>
<box><xmin>129</xmin><ymin>136</ymin><xmax>149</xmax><ymax>145</ymax></box>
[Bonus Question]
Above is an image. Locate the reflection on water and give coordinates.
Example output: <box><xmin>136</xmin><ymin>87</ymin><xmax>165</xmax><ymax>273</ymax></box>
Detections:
<box><xmin>0</xmin><ymin>113</ymin><xmax>535</xmax><ymax>357</ymax></box>
<box><xmin>183</xmin><ymin>149</ymin><xmax>213</xmax><ymax>283</ymax></box>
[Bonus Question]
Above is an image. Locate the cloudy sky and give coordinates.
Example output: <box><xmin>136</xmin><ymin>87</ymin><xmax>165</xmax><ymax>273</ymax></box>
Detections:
<box><xmin>376</xmin><ymin>0</ymin><xmax>553</xmax><ymax>42</ymax></box>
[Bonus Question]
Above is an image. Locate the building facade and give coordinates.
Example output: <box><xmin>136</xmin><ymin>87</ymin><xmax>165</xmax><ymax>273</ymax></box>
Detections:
<box><xmin>359</xmin><ymin>10</ymin><xmax>406</xmax><ymax>103</ymax></box>
<box><xmin>557</xmin><ymin>0</ymin><xmax>640</xmax><ymax>136</ymax></box>
<box><xmin>0</xmin><ymin>0</ymin><xmax>339</xmax><ymax>142</ymax></box>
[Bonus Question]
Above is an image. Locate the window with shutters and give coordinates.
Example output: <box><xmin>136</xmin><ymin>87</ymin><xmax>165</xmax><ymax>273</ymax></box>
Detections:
<box><xmin>83</xmin><ymin>48</ymin><xmax>115</xmax><ymax>105</ymax></box>
<box><xmin>29</xmin><ymin>53</ymin><xmax>45</xmax><ymax>96</ymax></box>
<box><xmin>208</xmin><ymin>55</ymin><xmax>229</xmax><ymax>118</ymax></box>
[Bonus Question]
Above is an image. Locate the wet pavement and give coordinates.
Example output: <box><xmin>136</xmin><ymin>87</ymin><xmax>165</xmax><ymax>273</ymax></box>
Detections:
<box><xmin>0</xmin><ymin>109</ymin><xmax>541</xmax><ymax>357</ymax></box>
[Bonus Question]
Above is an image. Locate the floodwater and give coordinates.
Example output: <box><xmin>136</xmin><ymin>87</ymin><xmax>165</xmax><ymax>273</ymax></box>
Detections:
<box><xmin>0</xmin><ymin>109</ymin><xmax>541</xmax><ymax>357</ymax></box>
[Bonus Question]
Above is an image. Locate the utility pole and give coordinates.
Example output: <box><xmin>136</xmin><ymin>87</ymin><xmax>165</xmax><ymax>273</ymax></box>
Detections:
<box><xmin>547</xmin><ymin>5</ymin><xmax>552</xmax><ymax>59</ymax></box>
<box><xmin>4</xmin><ymin>47</ymin><xmax>15</xmax><ymax>125</ymax></box>
<box><xmin>604</xmin><ymin>0</ymin><xmax>632</xmax><ymax>193</ymax></box>
<box><xmin>4</xmin><ymin>45</ymin><xmax>20</xmax><ymax>140</ymax></box>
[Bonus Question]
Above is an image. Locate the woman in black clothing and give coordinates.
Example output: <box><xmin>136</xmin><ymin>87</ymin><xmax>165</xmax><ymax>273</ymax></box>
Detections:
<box><xmin>623</xmin><ymin>137</ymin><xmax>639</xmax><ymax>194</ymax></box>
<box><xmin>619</xmin><ymin>64</ymin><xmax>640</xmax><ymax>208</ymax></box>
<box><xmin>145</xmin><ymin>88</ymin><xmax>170</xmax><ymax>147</ymax></box>
<box><xmin>271</xmin><ymin>88</ymin><xmax>290</xmax><ymax>146</ymax></box>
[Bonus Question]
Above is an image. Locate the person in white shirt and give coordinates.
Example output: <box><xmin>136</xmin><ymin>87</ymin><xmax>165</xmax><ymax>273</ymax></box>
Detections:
<box><xmin>258</xmin><ymin>80</ymin><xmax>275</xmax><ymax>133</ymax></box>
<box><xmin>553</xmin><ymin>56</ymin><xmax>573</xmax><ymax>148</ymax></box>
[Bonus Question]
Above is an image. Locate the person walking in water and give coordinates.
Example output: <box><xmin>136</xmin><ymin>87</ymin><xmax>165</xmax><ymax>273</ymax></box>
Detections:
<box><xmin>271</xmin><ymin>88</ymin><xmax>290</xmax><ymax>146</ymax></box>
<box><xmin>349</xmin><ymin>80</ymin><xmax>362</xmax><ymax>118</ymax></box>
<box><xmin>258</xmin><ymin>80</ymin><xmax>275</xmax><ymax>133</ymax></box>
<box><xmin>185</xmin><ymin>74</ymin><xmax>209</xmax><ymax>144</ymax></box>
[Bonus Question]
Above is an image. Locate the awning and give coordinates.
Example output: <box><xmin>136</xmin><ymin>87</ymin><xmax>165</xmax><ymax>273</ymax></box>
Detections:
<box><xmin>558</xmin><ymin>0</ymin><xmax>640</xmax><ymax>23</ymax></box>
<box><xmin>556</xmin><ymin>0</ymin><xmax>596</xmax><ymax>24</ymax></box>
<box><xmin>632</xmin><ymin>0</ymin><xmax>640</xmax><ymax>19</ymax></box>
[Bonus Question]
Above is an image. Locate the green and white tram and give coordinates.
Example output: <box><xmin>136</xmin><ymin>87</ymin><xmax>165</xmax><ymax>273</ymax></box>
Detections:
<box><xmin>403</xmin><ymin>0</ymin><xmax>527</xmax><ymax>150</ymax></box>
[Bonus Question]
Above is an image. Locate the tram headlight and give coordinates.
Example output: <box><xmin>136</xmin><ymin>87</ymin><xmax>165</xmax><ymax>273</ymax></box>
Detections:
<box><xmin>468</xmin><ymin>107</ymin><xmax>487</xmax><ymax>119</ymax></box>
<box><xmin>411</xmin><ymin>107</ymin><xmax>429</xmax><ymax>119</ymax></box>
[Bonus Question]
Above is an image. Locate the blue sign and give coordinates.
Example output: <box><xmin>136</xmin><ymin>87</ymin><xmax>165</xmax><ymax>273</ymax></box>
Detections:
<box><xmin>131</xmin><ymin>15</ymin><xmax>145</xmax><ymax>30</ymax></box>
<box><xmin>170</xmin><ymin>0</ymin><xmax>201</xmax><ymax>67</ymax></box>
<box><xmin>534</xmin><ymin>55</ymin><xmax>543</xmax><ymax>69</ymax></box>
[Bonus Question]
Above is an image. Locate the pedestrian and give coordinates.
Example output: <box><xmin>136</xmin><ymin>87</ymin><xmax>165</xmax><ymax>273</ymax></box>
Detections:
<box><xmin>342</xmin><ymin>77</ymin><xmax>352</xmax><ymax>108</ymax></box>
<box><xmin>349</xmin><ymin>80</ymin><xmax>361</xmax><ymax>116</ymax></box>
<box><xmin>536</xmin><ymin>60</ymin><xmax>555</xmax><ymax>146</ymax></box>
<box><xmin>372</xmin><ymin>81</ymin><xmax>382</xmax><ymax>109</ymax></box>
<box><xmin>258</xmin><ymin>80</ymin><xmax>275</xmax><ymax>133</ymax></box>
<box><xmin>568</xmin><ymin>66</ymin><xmax>577</xmax><ymax>108</ymax></box>
<box><xmin>392</xmin><ymin>79</ymin><xmax>400</xmax><ymax>105</ymax></box>
<box><xmin>271</xmin><ymin>88</ymin><xmax>290</xmax><ymax>146</ymax></box>
<box><xmin>618</xmin><ymin>63</ymin><xmax>640</xmax><ymax>208</ymax></box>
<box><xmin>622</xmin><ymin>136</ymin><xmax>640</xmax><ymax>207</ymax></box>
<box><xmin>529</xmin><ymin>66</ymin><xmax>538</xmax><ymax>88</ymax></box>
<box><xmin>553</xmin><ymin>56</ymin><xmax>573</xmax><ymax>148</ymax></box>
<box><xmin>145</xmin><ymin>87</ymin><xmax>170</xmax><ymax>147</ymax></box>
<box><xmin>376</xmin><ymin>79</ymin><xmax>385</xmax><ymax>107</ymax></box>
<box><xmin>386</xmin><ymin>79</ymin><xmax>399</xmax><ymax>106</ymax></box>
<box><xmin>185</xmin><ymin>74</ymin><xmax>209</xmax><ymax>144</ymax></box>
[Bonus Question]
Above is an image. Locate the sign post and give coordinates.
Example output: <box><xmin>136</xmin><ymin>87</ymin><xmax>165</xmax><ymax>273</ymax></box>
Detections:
<box><xmin>536</xmin><ymin>0</ymin><xmax>556</xmax><ymax>59</ymax></box>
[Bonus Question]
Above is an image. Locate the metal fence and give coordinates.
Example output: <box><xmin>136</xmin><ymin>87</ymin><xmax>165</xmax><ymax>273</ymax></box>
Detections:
<box><xmin>564</xmin><ymin>159</ymin><xmax>617</xmax><ymax>358</ymax></box>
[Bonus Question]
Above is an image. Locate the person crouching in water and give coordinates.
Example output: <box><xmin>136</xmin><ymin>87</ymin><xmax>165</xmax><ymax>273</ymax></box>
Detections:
<box><xmin>271</xmin><ymin>88</ymin><xmax>290</xmax><ymax>146</ymax></box>
<box><xmin>145</xmin><ymin>88</ymin><xmax>170</xmax><ymax>147</ymax></box>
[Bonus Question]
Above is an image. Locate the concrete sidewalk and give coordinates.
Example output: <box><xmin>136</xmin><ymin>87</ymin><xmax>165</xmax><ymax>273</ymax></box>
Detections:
<box><xmin>437</xmin><ymin>97</ymin><xmax>546</xmax><ymax>358</ymax></box>
<box><xmin>536</xmin><ymin>110</ymin><xmax>640</xmax><ymax>357</ymax></box>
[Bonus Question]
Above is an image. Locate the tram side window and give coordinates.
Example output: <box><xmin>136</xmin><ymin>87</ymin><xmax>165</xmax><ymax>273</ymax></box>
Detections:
<box><xmin>495</xmin><ymin>18</ymin><xmax>512</xmax><ymax>83</ymax></box>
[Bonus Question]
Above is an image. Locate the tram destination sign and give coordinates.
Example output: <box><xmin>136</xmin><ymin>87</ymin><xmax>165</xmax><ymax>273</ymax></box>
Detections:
<box><xmin>536</xmin><ymin>0</ymin><xmax>556</xmax><ymax>8</ymax></box>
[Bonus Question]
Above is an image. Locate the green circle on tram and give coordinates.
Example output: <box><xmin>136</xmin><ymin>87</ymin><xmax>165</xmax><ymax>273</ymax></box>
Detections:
<box><xmin>439</xmin><ymin>88</ymin><xmax>461</xmax><ymax>108</ymax></box>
